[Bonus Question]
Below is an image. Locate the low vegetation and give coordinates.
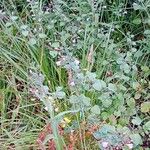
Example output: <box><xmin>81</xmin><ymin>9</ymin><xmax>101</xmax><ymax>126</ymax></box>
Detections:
<box><xmin>0</xmin><ymin>0</ymin><xmax>150</xmax><ymax>149</ymax></box>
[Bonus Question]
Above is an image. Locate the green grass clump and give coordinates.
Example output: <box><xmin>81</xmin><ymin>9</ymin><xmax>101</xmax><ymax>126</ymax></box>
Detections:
<box><xmin>0</xmin><ymin>0</ymin><xmax>150</xmax><ymax>149</ymax></box>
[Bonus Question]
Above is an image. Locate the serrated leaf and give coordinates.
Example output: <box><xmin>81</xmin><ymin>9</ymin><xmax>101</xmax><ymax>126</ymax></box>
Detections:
<box><xmin>141</xmin><ymin>102</ymin><xmax>150</xmax><ymax>113</ymax></box>
<box><xmin>91</xmin><ymin>105</ymin><xmax>100</xmax><ymax>114</ymax></box>
<box><xmin>130</xmin><ymin>134</ymin><xmax>142</xmax><ymax>146</ymax></box>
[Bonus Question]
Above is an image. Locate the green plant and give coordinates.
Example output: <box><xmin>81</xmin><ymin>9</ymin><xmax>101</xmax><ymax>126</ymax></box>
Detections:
<box><xmin>0</xmin><ymin>0</ymin><xmax>150</xmax><ymax>149</ymax></box>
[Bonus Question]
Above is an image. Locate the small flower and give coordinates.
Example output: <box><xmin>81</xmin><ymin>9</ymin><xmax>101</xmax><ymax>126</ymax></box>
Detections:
<box><xmin>123</xmin><ymin>11</ymin><xmax>127</xmax><ymax>15</ymax></box>
<box><xmin>72</xmin><ymin>38</ymin><xmax>77</xmax><ymax>44</ymax></box>
<box><xmin>60</xmin><ymin>120</ymin><xmax>66</xmax><ymax>128</ymax></box>
<box><xmin>102</xmin><ymin>6</ymin><xmax>107</xmax><ymax>9</ymax></box>
<box><xmin>60</xmin><ymin>117</ymin><xmax>71</xmax><ymax>128</ymax></box>
<box><xmin>74</xmin><ymin>59</ymin><xmax>80</xmax><ymax>65</ymax></box>
<box><xmin>56</xmin><ymin>61</ymin><xmax>61</xmax><ymax>66</ymax></box>
<box><xmin>111</xmin><ymin>28</ymin><xmax>115</xmax><ymax>32</ymax></box>
<box><xmin>54</xmin><ymin>47</ymin><xmax>61</xmax><ymax>51</ymax></box>
<box><xmin>83</xmin><ymin>68</ymin><xmax>88</xmax><ymax>71</ymax></box>
<box><xmin>70</xmin><ymin>81</ymin><xmax>75</xmax><ymax>86</ymax></box>
<box><xmin>31</xmin><ymin>98</ymin><xmax>36</xmax><ymax>101</ymax></box>
<box><xmin>44</xmin><ymin>106</ymin><xmax>48</xmax><ymax>111</ymax></box>
<box><xmin>126</xmin><ymin>143</ymin><xmax>133</xmax><ymax>149</ymax></box>
<box><xmin>54</xmin><ymin>107</ymin><xmax>59</xmax><ymax>112</ymax></box>
<box><xmin>64</xmin><ymin>117</ymin><xmax>71</xmax><ymax>124</ymax></box>
<box><xmin>102</xmin><ymin>141</ymin><xmax>109</xmax><ymax>148</ymax></box>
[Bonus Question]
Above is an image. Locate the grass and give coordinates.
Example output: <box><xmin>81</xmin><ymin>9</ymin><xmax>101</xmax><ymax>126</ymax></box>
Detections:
<box><xmin>0</xmin><ymin>0</ymin><xmax>150</xmax><ymax>149</ymax></box>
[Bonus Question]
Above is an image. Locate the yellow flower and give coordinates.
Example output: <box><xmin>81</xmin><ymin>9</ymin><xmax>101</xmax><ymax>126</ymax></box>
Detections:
<box><xmin>64</xmin><ymin>117</ymin><xmax>71</xmax><ymax>123</ymax></box>
<box><xmin>60</xmin><ymin>117</ymin><xmax>71</xmax><ymax>128</ymax></box>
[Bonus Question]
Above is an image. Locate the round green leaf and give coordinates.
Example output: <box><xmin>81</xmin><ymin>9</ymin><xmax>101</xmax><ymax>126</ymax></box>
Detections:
<box><xmin>20</xmin><ymin>25</ymin><xmax>28</xmax><ymax>30</ymax></box>
<box><xmin>130</xmin><ymin>134</ymin><xmax>142</xmax><ymax>146</ymax></box>
<box><xmin>144</xmin><ymin>30</ymin><xmax>150</xmax><ymax>35</ymax></box>
<box><xmin>10</xmin><ymin>16</ymin><xmax>18</xmax><ymax>21</ymax></box>
<box><xmin>133</xmin><ymin>3</ymin><xmax>143</xmax><ymax>10</ymax></box>
<box><xmin>108</xmin><ymin>83</ymin><xmax>117</xmax><ymax>92</ymax></box>
<box><xmin>143</xmin><ymin>121</ymin><xmax>150</xmax><ymax>131</ymax></box>
<box><xmin>51</xmin><ymin>42</ymin><xmax>60</xmax><ymax>48</ymax></box>
<box><xmin>22</xmin><ymin>30</ymin><xmax>29</xmax><ymax>37</ymax></box>
<box><xmin>132</xmin><ymin>82</ymin><xmax>140</xmax><ymax>90</ymax></box>
<box><xmin>141</xmin><ymin>66</ymin><xmax>149</xmax><ymax>72</ymax></box>
<box><xmin>69</xmin><ymin>95</ymin><xmax>79</xmax><ymax>104</ymax></box>
<box><xmin>49</xmin><ymin>51</ymin><xmax>58</xmax><ymax>58</ymax></box>
<box><xmin>28</xmin><ymin>38</ymin><xmax>36</xmax><ymax>45</ymax></box>
<box><xmin>131</xmin><ymin>117</ymin><xmax>142</xmax><ymax>125</ymax></box>
<box><xmin>126</xmin><ymin>98</ymin><xmax>135</xmax><ymax>107</ymax></box>
<box><xmin>133</xmin><ymin>18</ymin><xmax>142</xmax><ymax>25</ymax></box>
<box><xmin>93</xmin><ymin>80</ymin><xmax>102</xmax><ymax>91</ymax></box>
<box><xmin>120</xmin><ymin>63</ymin><xmax>130</xmax><ymax>74</ymax></box>
<box><xmin>101</xmin><ymin>112</ymin><xmax>109</xmax><ymax>120</ymax></box>
<box><xmin>39</xmin><ymin>33</ymin><xmax>47</xmax><ymax>39</ymax></box>
<box><xmin>141</xmin><ymin>102</ymin><xmax>150</xmax><ymax>113</ymax></box>
<box><xmin>134</xmin><ymin>93</ymin><xmax>141</xmax><ymax>100</ymax></box>
<box><xmin>81</xmin><ymin>96</ymin><xmax>91</xmax><ymax>106</ymax></box>
<box><xmin>101</xmin><ymin>99</ymin><xmax>112</xmax><ymax>108</ymax></box>
<box><xmin>91</xmin><ymin>105</ymin><xmax>100</xmax><ymax>115</ymax></box>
